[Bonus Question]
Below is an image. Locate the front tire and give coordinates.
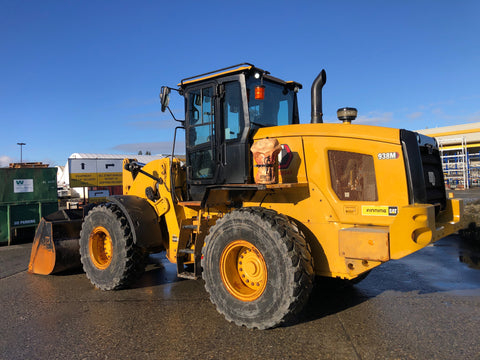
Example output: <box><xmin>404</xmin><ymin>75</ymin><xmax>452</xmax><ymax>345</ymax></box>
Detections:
<box><xmin>202</xmin><ymin>207</ymin><xmax>314</xmax><ymax>329</ymax></box>
<box><xmin>79</xmin><ymin>204</ymin><xmax>146</xmax><ymax>290</ymax></box>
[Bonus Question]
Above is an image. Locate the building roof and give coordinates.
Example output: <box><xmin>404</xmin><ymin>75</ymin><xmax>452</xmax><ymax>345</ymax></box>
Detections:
<box><xmin>69</xmin><ymin>153</ymin><xmax>166</xmax><ymax>163</ymax></box>
<box><xmin>417</xmin><ymin>122</ymin><xmax>480</xmax><ymax>149</ymax></box>
<box><xmin>417</xmin><ymin>122</ymin><xmax>480</xmax><ymax>136</ymax></box>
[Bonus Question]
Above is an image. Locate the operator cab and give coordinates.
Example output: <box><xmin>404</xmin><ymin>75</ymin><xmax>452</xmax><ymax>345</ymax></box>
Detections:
<box><xmin>161</xmin><ymin>64</ymin><xmax>302</xmax><ymax>201</ymax></box>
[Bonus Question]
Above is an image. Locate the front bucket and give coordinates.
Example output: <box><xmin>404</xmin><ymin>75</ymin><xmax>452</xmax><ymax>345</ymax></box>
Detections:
<box><xmin>28</xmin><ymin>209</ymin><xmax>84</xmax><ymax>275</ymax></box>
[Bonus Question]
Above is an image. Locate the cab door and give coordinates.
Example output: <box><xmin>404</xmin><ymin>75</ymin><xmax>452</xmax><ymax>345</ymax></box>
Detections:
<box><xmin>185</xmin><ymin>84</ymin><xmax>217</xmax><ymax>200</ymax></box>
<box><xmin>217</xmin><ymin>81</ymin><xmax>250</xmax><ymax>185</ymax></box>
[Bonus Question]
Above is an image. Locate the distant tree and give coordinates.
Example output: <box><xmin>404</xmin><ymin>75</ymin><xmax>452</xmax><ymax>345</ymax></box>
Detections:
<box><xmin>146</xmin><ymin>151</ymin><xmax>151</xmax><ymax>155</ymax></box>
<box><xmin>138</xmin><ymin>151</ymin><xmax>143</xmax><ymax>155</ymax></box>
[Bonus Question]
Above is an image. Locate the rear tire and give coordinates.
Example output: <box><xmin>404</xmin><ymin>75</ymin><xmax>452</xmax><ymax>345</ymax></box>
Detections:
<box><xmin>202</xmin><ymin>207</ymin><xmax>314</xmax><ymax>329</ymax></box>
<box><xmin>79</xmin><ymin>204</ymin><xmax>146</xmax><ymax>290</ymax></box>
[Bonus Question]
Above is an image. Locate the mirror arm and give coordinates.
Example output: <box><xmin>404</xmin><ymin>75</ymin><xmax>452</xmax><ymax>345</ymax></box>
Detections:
<box><xmin>165</xmin><ymin>105</ymin><xmax>184</xmax><ymax>124</ymax></box>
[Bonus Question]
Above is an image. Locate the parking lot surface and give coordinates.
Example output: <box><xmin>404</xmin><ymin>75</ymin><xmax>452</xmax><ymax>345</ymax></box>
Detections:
<box><xmin>1</xmin><ymin>234</ymin><xmax>479</xmax><ymax>360</ymax></box>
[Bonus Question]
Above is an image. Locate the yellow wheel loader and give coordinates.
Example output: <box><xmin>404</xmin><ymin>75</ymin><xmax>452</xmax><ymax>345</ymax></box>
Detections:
<box><xmin>29</xmin><ymin>63</ymin><xmax>464</xmax><ymax>329</ymax></box>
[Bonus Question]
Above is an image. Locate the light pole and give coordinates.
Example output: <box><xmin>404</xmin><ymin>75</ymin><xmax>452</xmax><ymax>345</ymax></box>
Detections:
<box><xmin>17</xmin><ymin>142</ymin><xmax>26</xmax><ymax>164</ymax></box>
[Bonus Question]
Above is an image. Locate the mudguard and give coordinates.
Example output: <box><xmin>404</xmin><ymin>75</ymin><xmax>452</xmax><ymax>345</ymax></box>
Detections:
<box><xmin>107</xmin><ymin>195</ymin><xmax>166</xmax><ymax>251</ymax></box>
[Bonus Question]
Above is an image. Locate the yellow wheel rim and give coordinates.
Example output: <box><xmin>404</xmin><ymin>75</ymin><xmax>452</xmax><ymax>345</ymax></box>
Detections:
<box><xmin>220</xmin><ymin>240</ymin><xmax>267</xmax><ymax>301</ymax></box>
<box><xmin>89</xmin><ymin>226</ymin><xmax>113</xmax><ymax>270</ymax></box>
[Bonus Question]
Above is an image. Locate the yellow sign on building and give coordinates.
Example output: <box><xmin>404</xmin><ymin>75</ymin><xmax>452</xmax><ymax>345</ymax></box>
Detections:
<box><xmin>69</xmin><ymin>159</ymin><xmax>123</xmax><ymax>187</ymax></box>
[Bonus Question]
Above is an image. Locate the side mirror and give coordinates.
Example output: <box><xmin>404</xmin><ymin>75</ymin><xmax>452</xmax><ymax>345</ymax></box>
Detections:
<box><xmin>159</xmin><ymin>86</ymin><xmax>171</xmax><ymax>112</ymax></box>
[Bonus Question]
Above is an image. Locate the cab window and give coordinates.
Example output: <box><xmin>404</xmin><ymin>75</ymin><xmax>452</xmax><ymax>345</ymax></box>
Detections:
<box><xmin>188</xmin><ymin>87</ymin><xmax>214</xmax><ymax>147</ymax></box>
<box><xmin>189</xmin><ymin>149</ymin><xmax>214</xmax><ymax>179</ymax></box>
<box><xmin>246</xmin><ymin>78</ymin><xmax>295</xmax><ymax>127</ymax></box>
<box><xmin>223</xmin><ymin>82</ymin><xmax>244</xmax><ymax>141</ymax></box>
<box><xmin>187</xmin><ymin>86</ymin><xmax>215</xmax><ymax>180</ymax></box>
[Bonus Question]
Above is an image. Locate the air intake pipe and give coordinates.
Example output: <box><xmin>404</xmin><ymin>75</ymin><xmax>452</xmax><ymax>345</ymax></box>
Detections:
<box><xmin>311</xmin><ymin>69</ymin><xmax>327</xmax><ymax>124</ymax></box>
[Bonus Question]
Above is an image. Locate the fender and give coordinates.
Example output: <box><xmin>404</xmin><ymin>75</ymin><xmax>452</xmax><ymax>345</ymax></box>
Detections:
<box><xmin>107</xmin><ymin>195</ymin><xmax>166</xmax><ymax>251</ymax></box>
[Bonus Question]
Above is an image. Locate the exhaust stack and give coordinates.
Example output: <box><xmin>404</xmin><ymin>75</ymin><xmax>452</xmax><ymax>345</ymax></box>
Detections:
<box><xmin>311</xmin><ymin>69</ymin><xmax>327</xmax><ymax>123</ymax></box>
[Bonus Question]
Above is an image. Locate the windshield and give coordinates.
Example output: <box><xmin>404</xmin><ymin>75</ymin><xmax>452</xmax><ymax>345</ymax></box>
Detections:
<box><xmin>246</xmin><ymin>78</ymin><xmax>297</xmax><ymax>127</ymax></box>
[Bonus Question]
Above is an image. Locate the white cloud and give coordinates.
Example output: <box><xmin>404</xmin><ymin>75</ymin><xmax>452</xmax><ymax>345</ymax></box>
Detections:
<box><xmin>432</xmin><ymin>108</ymin><xmax>444</xmax><ymax>116</ymax></box>
<box><xmin>406</xmin><ymin>112</ymin><xmax>423</xmax><ymax>119</ymax></box>
<box><xmin>355</xmin><ymin>111</ymin><xmax>393</xmax><ymax>125</ymax></box>
<box><xmin>430</xmin><ymin>108</ymin><xmax>474</xmax><ymax>122</ymax></box>
<box><xmin>0</xmin><ymin>155</ymin><xmax>13</xmax><ymax>168</ymax></box>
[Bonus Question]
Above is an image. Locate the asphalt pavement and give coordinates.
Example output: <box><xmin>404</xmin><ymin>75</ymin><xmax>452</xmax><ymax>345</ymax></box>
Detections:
<box><xmin>1</xmin><ymin>234</ymin><xmax>479</xmax><ymax>360</ymax></box>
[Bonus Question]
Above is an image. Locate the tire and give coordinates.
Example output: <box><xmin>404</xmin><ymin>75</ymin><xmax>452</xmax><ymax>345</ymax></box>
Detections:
<box><xmin>202</xmin><ymin>207</ymin><xmax>314</xmax><ymax>329</ymax></box>
<box><xmin>79</xmin><ymin>204</ymin><xmax>147</xmax><ymax>290</ymax></box>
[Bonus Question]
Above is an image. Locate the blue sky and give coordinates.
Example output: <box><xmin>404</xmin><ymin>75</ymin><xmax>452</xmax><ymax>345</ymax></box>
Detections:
<box><xmin>1</xmin><ymin>1</ymin><xmax>479</xmax><ymax>167</ymax></box>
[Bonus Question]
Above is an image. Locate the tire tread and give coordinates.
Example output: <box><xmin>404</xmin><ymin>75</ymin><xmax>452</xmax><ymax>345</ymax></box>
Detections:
<box><xmin>79</xmin><ymin>204</ymin><xmax>146</xmax><ymax>290</ymax></box>
<box><xmin>202</xmin><ymin>207</ymin><xmax>314</xmax><ymax>329</ymax></box>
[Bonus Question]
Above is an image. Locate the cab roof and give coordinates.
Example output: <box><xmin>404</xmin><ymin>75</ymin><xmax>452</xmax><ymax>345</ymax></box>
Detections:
<box><xmin>178</xmin><ymin>63</ymin><xmax>302</xmax><ymax>89</ymax></box>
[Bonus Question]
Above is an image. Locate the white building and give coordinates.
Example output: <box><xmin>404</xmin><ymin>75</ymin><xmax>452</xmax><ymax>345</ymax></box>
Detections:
<box><xmin>418</xmin><ymin>122</ymin><xmax>480</xmax><ymax>189</ymax></box>
<box><xmin>58</xmin><ymin>153</ymin><xmax>166</xmax><ymax>198</ymax></box>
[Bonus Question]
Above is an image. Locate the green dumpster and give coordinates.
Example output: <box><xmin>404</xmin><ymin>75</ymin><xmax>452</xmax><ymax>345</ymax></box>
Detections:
<box><xmin>0</xmin><ymin>167</ymin><xmax>58</xmax><ymax>245</ymax></box>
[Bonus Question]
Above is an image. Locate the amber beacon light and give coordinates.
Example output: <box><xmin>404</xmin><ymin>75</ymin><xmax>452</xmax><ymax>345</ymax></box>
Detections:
<box><xmin>255</xmin><ymin>85</ymin><xmax>265</xmax><ymax>100</ymax></box>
